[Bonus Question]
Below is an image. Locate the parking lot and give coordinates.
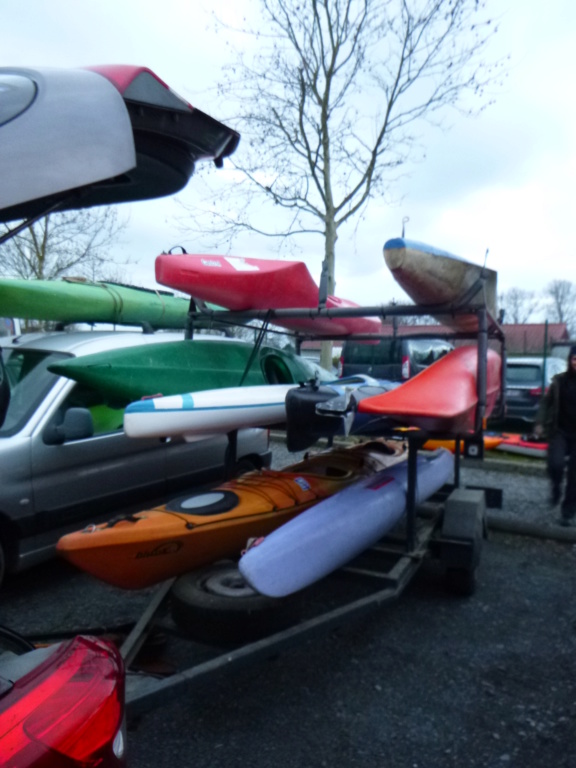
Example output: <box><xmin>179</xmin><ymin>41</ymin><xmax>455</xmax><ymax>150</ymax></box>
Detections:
<box><xmin>2</xmin><ymin>452</ymin><xmax>576</xmax><ymax>767</ymax></box>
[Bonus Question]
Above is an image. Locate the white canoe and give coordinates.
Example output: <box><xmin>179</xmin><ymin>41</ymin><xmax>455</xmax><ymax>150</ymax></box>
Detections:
<box><xmin>124</xmin><ymin>384</ymin><xmax>296</xmax><ymax>438</ymax></box>
<box><xmin>383</xmin><ymin>238</ymin><xmax>498</xmax><ymax>331</ymax></box>
<box><xmin>124</xmin><ymin>376</ymin><xmax>380</xmax><ymax>439</ymax></box>
<box><xmin>239</xmin><ymin>448</ymin><xmax>454</xmax><ymax>597</ymax></box>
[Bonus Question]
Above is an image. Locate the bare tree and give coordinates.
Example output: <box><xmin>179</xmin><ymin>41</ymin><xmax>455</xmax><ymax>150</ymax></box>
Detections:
<box><xmin>498</xmin><ymin>287</ymin><xmax>540</xmax><ymax>324</ymax></box>
<box><xmin>0</xmin><ymin>207</ymin><xmax>130</xmax><ymax>282</ymax></box>
<box><xmin>183</xmin><ymin>0</ymin><xmax>503</xmax><ymax>366</ymax></box>
<box><xmin>546</xmin><ymin>280</ymin><xmax>576</xmax><ymax>334</ymax></box>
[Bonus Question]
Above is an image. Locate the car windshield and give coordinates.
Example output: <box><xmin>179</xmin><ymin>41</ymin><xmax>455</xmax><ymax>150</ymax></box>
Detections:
<box><xmin>506</xmin><ymin>364</ymin><xmax>542</xmax><ymax>386</ymax></box>
<box><xmin>0</xmin><ymin>347</ymin><xmax>69</xmax><ymax>436</ymax></box>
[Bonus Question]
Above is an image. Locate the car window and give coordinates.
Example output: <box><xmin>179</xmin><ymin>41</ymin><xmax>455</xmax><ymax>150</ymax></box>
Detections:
<box><xmin>0</xmin><ymin>348</ymin><xmax>69</xmax><ymax>436</ymax></box>
<box><xmin>344</xmin><ymin>339</ymin><xmax>398</xmax><ymax>366</ymax></box>
<box><xmin>62</xmin><ymin>382</ymin><xmax>124</xmax><ymax>435</ymax></box>
<box><xmin>506</xmin><ymin>364</ymin><xmax>541</xmax><ymax>386</ymax></box>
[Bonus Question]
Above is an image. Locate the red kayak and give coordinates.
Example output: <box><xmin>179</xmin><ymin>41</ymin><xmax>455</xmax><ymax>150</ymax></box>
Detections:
<box><xmin>155</xmin><ymin>252</ymin><xmax>382</xmax><ymax>335</ymax></box>
<box><xmin>357</xmin><ymin>346</ymin><xmax>502</xmax><ymax>433</ymax></box>
<box><xmin>496</xmin><ymin>433</ymin><xmax>548</xmax><ymax>458</ymax></box>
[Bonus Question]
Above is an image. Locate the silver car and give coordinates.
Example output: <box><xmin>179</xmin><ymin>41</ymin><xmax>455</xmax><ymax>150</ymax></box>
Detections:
<box><xmin>0</xmin><ymin>330</ymin><xmax>273</xmax><ymax>585</ymax></box>
<box><xmin>504</xmin><ymin>355</ymin><xmax>567</xmax><ymax>423</ymax></box>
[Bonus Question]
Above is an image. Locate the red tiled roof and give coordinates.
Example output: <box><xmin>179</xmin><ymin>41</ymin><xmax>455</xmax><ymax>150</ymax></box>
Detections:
<box><xmin>300</xmin><ymin>322</ymin><xmax>569</xmax><ymax>356</ymax></box>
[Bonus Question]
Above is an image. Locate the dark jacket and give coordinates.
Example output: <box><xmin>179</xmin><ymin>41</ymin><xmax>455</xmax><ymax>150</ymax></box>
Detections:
<box><xmin>535</xmin><ymin>371</ymin><xmax>576</xmax><ymax>439</ymax></box>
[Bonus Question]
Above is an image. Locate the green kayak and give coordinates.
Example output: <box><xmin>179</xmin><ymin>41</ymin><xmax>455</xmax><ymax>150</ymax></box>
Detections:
<box><xmin>0</xmin><ymin>277</ymin><xmax>194</xmax><ymax>329</ymax></box>
<box><xmin>49</xmin><ymin>338</ymin><xmax>326</xmax><ymax>405</ymax></box>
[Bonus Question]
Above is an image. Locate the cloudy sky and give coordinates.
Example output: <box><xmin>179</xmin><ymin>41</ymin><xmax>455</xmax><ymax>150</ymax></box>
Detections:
<box><xmin>1</xmin><ymin>0</ymin><xmax>575</xmax><ymax>312</ymax></box>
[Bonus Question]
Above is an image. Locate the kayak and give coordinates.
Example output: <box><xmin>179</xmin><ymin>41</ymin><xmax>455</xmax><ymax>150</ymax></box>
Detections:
<box><xmin>123</xmin><ymin>375</ymin><xmax>380</xmax><ymax>440</ymax></box>
<box><xmin>49</xmin><ymin>338</ymin><xmax>325</xmax><ymax>406</ymax></box>
<box><xmin>383</xmin><ymin>238</ymin><xmax>498</xmax><ymax>332</ymax></box>
<box><xmin>357</xmin><ymin>346</ymin><xmax>502</xmax><ymax>434</ymax></box>
<box><xmin>56</xmin><ymin>439</ymin><xmax>407</xmax><ymax>589</ymax></box>
<box><xmin>496</xmin><ymin>433</ymin><xmax>548</xmax><ymax>458</ymax></box>
<box><xmin>239</xmin><ymin>448</ymin><xmax>454</xmax><ymax>597</ymax></box>
<box><xmin>423</xmin><ymin>434</ymin><xmax>504</xmax><ymax>453</ymax></box>
<box><xmin>0</xmin><ymin>277</ymin><xmax>195</xmax><ymax>329</ymax></box>
<box><xmin>155</xmin><ymin>252</ymin><xmax>383</xmax><ymax>336</ymax></box>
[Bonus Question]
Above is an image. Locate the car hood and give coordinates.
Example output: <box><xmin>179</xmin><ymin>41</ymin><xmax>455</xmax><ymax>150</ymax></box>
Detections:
<box><xmin>0</xmin><ymin>64</ymin><xmax>239</xmax><ymax>223</ymax></box>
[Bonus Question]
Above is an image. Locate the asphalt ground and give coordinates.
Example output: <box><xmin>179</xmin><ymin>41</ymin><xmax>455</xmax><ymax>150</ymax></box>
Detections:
<box><xmin>1</xmin><ymin>443</ymin><xmax>576</xmax><ymax>767</ymax></box>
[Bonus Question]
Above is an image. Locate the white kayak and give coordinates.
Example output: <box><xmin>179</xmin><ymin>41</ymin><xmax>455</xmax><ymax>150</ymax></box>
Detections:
<box><xmin>124</xmin><ymin>375</ymin><xmax>380</xmax><ymax>439</ymax></box>
<box><xmin>383</xmin><ymin>238</ymin><xmax>498</xmax><ymax>331</ymax></box>
<box><xmin>239</xmin><ymin>448</ymin><xmax>454</xmax><ymax>597</ymax></box>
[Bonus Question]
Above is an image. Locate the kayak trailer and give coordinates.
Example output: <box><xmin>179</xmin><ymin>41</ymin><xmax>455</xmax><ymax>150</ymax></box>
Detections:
<box><xmin>120</xmin><ymin>295</ymin><xmax>505</xmax><ymax>720</ymax></box>
<box><xmin>121</xmin><ymin>473</ymin><xmax>489</xmax><ymax>719</ymax></box>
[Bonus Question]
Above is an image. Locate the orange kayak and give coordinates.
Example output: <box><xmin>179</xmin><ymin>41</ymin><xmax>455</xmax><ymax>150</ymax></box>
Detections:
<box><xmin>423</xmin><ymin>434</ymin><xmax>504</xmax><ymax>453</ymax></box>
<box><xmin>57</xmin><ymin>439</ymin><xmax>406</xmax><ymax>590</ymax></box>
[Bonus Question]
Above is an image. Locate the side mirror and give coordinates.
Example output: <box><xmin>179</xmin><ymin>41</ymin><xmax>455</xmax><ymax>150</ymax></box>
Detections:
<box><xmin>0</xmin><ymin>349</ymin><xmax>9</xmax><ymax>428</ymax></box>
<box><xmin>43</xmin><ymin>407</ymin><xmax>94</xmax><ymax>446</ymax></box>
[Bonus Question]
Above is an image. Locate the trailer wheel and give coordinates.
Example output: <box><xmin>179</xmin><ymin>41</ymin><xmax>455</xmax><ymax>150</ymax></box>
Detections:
<box><xmin>170</xmin><ymin>561</ymin><xmax>296</xmax><ymax>646</ymax></box>
<box><xmin>445</xmin><ymin>566</ymin><xmax>477</xmax><ymax>597</ymax></box>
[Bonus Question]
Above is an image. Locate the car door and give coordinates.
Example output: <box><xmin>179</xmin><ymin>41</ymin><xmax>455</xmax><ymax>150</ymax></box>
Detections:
<box><xmin>30</xmin><ymin>379</ymin><xmax>168</xmax><ymax>545</ymax></box>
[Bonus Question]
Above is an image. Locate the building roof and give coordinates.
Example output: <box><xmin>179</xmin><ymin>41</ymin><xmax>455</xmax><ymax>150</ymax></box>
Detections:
<box><xmin>300</xmin><ymin>321</ymin><xmax>569</xmax><ymax>356</ymax></box>
<box><xmin>501</xmin><ymin>323</ymin><xmax>569</xmax><ymax>355</ymax></box>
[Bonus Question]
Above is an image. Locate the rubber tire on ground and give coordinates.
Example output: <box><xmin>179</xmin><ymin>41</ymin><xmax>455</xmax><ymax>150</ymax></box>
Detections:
<box><xmin>170</xmin><ymin>560</ymin><xmax>297</xmax><ymax>646</ymax></box>
<box><xmin>445</xmin><ymin>566</ymin><xmax>477</xmax><ymax>597</ymax></box>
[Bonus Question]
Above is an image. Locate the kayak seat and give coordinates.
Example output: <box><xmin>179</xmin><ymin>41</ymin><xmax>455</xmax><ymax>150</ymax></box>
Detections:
<box><xmin>165</xmin><ymin>491</ymin><xmax>239</xmax><ymax>516</ymax></box>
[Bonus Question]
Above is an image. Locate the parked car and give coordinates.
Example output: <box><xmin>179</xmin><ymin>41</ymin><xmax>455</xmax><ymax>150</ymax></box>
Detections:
<box><xmin>0</xmin><ymin>329</ymin><xmax>279</xmax><ymax>587</ymax></box>
<box><xmin>503</xmin><ymin>355</ymin><xmax>566</xmax><ymax>423</ymax></box>
<box><xmin>337</xmin><ymin>336</ymin><xmax>453</xmax><ymax>381</ymax></box>
<box><xmin>0</xmin><ymin>630</ymin><xmax>125</xmax><ymax>767</ymax></box>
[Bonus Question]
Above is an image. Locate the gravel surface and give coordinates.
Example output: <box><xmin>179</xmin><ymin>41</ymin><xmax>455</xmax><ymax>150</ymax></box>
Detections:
<box><xmin>2</xmin><ymin>441</ymin><xmax>576</xmax><ymax>768</ymax></box>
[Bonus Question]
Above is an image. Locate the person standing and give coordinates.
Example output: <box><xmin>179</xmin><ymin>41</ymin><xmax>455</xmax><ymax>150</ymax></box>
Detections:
<box><xmin>534</xmin><ymin>346</ymin><xmax>576</xmax><ymax>526</ymax></box>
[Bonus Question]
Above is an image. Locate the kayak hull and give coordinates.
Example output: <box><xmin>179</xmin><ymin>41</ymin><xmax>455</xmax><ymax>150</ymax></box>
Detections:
<box><xmin>383</xmin><ymin>238</ymin><xmax>498</xmax><ymax>332</ymax></box>
<box><xmin>496</xmin><ymin>433</ymin><xmax>548</xmax><ymax>458</ymax></box>
<box><xmin>0</xmin><ymin>277</ymin><xmax>192</xmax><ymax>329</ymax></box>
<box><xmin>124</xmin><ymin>376</ymin><xmax>380</xmax><ymax>440</ymax></box>
<box><xmin>155</xmin><ymin>252</ymin><xmax>382</xmax><ymax>336</ymax></box>
<box><xmin>239</xmin><ymin>448</ymin><xmax>454</xmax><ymax>597</ymax></box>
<box><xmin>56</xmin><ymin>440</ymin><xmax>407</xmax><ymax>589</ymax></box>
<box><xmin>49</xmin><ymin>339</ymin><xmax>320</xmax><ymax>406</ymax></box>
<box><xmin>423</xmin><ymin>434</ymin><xmax>504</xmax><ymax>453</ymax></box>
<box><xmin>357</xmin><ymin>346</ymin><xmax>502</xmax><ymax>434</ymax></box>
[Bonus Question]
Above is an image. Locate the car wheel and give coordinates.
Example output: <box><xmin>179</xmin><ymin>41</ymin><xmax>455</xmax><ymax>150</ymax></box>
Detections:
<box><xmin>170</xmin><ymin>560</ymin><xmax>296</xmax><ymax>646</ymax></box>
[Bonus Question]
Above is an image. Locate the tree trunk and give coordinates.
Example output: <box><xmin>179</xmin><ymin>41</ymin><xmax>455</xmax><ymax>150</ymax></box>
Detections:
<box><xmin>319</xmin><ymin>216</ymin><xmax>337</xmax><ymax>372</ymax></box>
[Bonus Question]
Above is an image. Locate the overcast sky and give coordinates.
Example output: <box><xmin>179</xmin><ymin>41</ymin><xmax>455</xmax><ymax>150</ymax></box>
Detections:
<box><xmin>1</xmin><ymin>0</ymin><xmax>575</xmax><ymax>312</ymax></box>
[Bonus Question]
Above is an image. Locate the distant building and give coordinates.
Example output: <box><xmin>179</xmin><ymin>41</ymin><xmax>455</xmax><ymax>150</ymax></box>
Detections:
<box><xmin>300</xmin><ymin>321</ymin><xmax>569</xmax><ymax>361</ymax></box>
<box><xmin>501</xmin><ymin>323</ymin><xmax>569</xmax><ymax>356</ymax></box>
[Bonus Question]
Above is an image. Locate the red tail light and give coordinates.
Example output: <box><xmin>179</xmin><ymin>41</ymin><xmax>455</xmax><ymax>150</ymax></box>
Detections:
<box><xmin>529</xmin><ymin>387</ymin><xmax>542</xmax><ymax>397</ymax></box>
<box><xmin>401</xmin><ymin>354</ymin><xmax>410</xmax><ymax>380</ymax></box>
<box><xmin>0</xmin><ymin>635</ymin><xmax>125</xmax><ymax>767</ymax></box>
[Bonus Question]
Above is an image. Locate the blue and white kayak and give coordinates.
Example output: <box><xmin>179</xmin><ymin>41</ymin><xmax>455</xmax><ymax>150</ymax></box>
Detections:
<box><xmin>383</xmin><ymin>238</ymin><xmax>498</xmax><ymax>331</ymax></box>
<box><xmin>239</xmin><ymin>448</ymin><xmax>454</xmax><ymax>597</ymax></box>
<box><xmin>124</xmin><ymin>375</ymin><xmax>380</xmax><ymax>439</ymax></box>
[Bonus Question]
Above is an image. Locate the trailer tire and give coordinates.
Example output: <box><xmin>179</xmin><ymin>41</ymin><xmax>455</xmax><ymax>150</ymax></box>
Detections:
<box><xmin>445</xmin><ymin>566</ymin><xmax>477</xmax><ymax>597</ymax></box>
<box><xmin>170</xmin><ymin>561</ymin><xmax>296</xmax><ymax>646</ymax></box>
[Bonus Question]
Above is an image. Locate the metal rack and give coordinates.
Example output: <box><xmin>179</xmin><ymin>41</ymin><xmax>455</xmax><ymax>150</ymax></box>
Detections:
<box><xmin>121</xmin><ymin>288</ymin><xmax>504</xmax><ymax>718</ymax></box>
